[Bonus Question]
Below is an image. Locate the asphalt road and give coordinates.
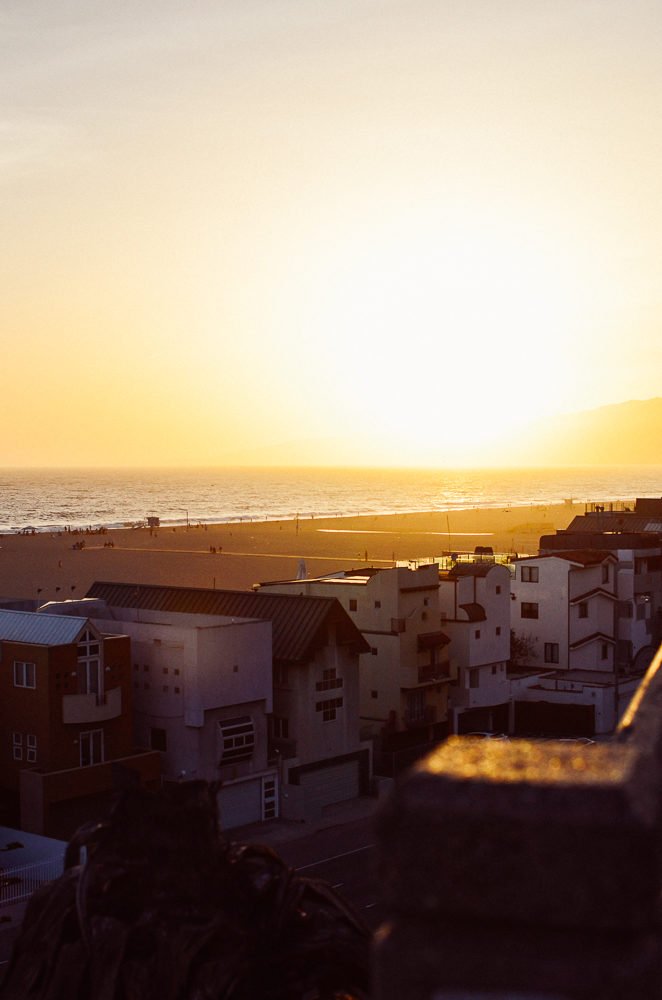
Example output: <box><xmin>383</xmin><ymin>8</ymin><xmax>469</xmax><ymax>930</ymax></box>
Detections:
<box><xmin>275</xmin><ymin>816</ymin><xmax>386</xmax><ymax>930</ymax></box>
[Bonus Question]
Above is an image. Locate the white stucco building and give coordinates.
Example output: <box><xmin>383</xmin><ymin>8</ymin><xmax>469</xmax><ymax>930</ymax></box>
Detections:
<box><xmin>257</xmin><ymin>564</ymin><xmax>452</xmax><ymax>773</ymax></box>
<box><xmin>85</xmin><ymin>583</ymin><xmax>371</xmax><ymax>822</ymax></box>
<box><xmin>511</xmin><ymin>551</ymin><xmax>618</xmax><ymax>672</ymax></box>
<box><xmin>438</xmin><ymin>562</ymin><xmax>512</xmax><ymax>733</ymax></box>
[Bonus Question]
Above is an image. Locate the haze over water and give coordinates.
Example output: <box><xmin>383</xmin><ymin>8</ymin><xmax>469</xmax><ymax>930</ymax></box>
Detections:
<box><xmin>2</xmin><ymin>466</ymin><xmax>661</xmax><ymax>534</ymax></box>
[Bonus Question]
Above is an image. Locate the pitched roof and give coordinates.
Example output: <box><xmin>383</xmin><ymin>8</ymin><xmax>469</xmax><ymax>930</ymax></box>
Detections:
<box><xmin>0</xmin><ymin>609</ymin><xmax>89</xmax><ymax>646</ymax></box>
<box><xmin>567</xmin><ymin>513</ymin><xmax>662</xmax><ymax>534</ymax></box>
<box><xmin>569</xmin><ymin>587</ymin><xmax>617</xmax><ymax>605</ymax></box>
<box><xmin>458</xmin><ymin>602</ymin><xmax>487</xmax><ymax>622</ymax></box>
<box><xmin>517</xmin><ymin>551</ymin><xmax>615</xmax><ymax>567</ymax></box>
<box><xmin>86</xmin><ymin>581</ymin><xmax>369</xmax><ymax>663</ymax></box>
<box><xmin>569</xmin><ymin>631</ymin><xmax>616</xmax><ymax>650</ymax></box>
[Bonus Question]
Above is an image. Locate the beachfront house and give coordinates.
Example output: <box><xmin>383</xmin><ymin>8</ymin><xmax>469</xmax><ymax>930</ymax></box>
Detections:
<box><xmin>43</xmin><ymin>598</ymin><xmax>277</xmax><ymax>831</ymax></box>
<box><xmin>85</xmin><ymin>583</ymin><xmax>371</xmax><ymax>822</ymax></box>
<box><xmin>508</xmin><ymin>551</ymin><xmax>640</xmax><ymax>734</ymax></box>
<box><xmin>437</xmin><ymin>560</ymin><xmax>512</xmax><ymax>734</ymax></box>
<box><xmin>256</xmin><ymin>564</ymin><xmax>452</xmax><ymax>774</ymax></box>
<box><xmin>0</xmin><ymin>608</ymin><xmax>160</xmax><ymax>837</ymax></box>
<box><xmin>539</xmin><ymin>527</ymin><xmax>662</xmax><ymax>674</ymax></box>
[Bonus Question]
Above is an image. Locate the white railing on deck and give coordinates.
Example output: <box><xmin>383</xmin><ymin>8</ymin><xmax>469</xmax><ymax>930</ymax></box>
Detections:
<box><xmin>0</xmin><ymin>858</ymin><xmax>63</xmax><ymax>905</ymax></box>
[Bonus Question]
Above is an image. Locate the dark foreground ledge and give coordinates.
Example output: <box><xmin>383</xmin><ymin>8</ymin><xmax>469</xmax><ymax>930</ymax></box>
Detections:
<box><xmin>374</xmin><ymin>647</ymin><xmax>662</xmax><ymax>1000</ymax></box>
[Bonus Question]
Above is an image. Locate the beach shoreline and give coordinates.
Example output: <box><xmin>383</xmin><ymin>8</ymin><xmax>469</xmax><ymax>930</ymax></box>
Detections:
<box><xmin>0</xmin><ymin>501</ymin><xmax>587</xmax><ymax>604</ymax></box>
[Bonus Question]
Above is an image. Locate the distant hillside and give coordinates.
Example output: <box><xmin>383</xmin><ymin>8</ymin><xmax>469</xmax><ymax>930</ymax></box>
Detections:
<box><xmin>501</xmin><ymin>397</ymin><xmax>662</xmax><ymax>466</ymax></box>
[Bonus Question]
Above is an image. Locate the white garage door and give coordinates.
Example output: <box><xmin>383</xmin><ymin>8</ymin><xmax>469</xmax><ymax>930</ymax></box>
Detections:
<box><xmin>218</xmin><ymin>779</ymin><xmax>262</xmax><ymax>830</ymax></box>
<box><xmin>300</xmin><ymin>761</ymin><xmax>359</xmax><ymax>816</ymax></box>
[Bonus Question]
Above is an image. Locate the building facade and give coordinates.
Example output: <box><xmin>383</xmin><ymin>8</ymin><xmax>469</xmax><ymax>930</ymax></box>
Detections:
<box><xmin>0</xmin><ymin>609</ymin><xmax>159</xmax><ymax>836</ymax></box>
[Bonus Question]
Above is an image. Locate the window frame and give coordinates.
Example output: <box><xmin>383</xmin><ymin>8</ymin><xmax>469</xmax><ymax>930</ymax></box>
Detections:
<box><xmin>13</xmin><ymin>661</ymin><xmax>36</xmax><ymax>689</ymax></box>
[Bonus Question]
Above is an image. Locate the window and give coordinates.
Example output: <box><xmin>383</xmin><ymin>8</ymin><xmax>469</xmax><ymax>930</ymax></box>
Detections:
<box><xmin>406</xmin><ymin>690</ymin><xmax>426</xmax><ymax>722</ymax></box>
<box><xmin>150</xmin><ymin>727</ymin><xmax>167</xmax><ymax>752</ymax></box>
<box><xmin>315</xmin><ymin>668</ymin><xmax>343</xmax><ymax>692</ymax></box>
<box><xmin>80</xmin><ymin>730</ymin><xmax>104</xmax><ymax>767</ymax></box>
<box><xmin>544</xmin><ymin>642</ymin><xmax>560</xmax><ymax>664</ymax></box>
<box><xmin>618</xmin><ymin>600</ymin><xmax>633</xmax><ymax>619</ymax></box>
<box><xmin>422</xmin><ymin>611</ymin><xmax>428</xmax><ymax>621</ymax></box>
<box><xmin>602</xmin><ymin>564</ymin><xmax>610</xmax><ymax>584</ymax></box>
<box><xmin>423</xmin><ymin>598</ymin><xmax>430</xmax><ymax>607</ymax></box>
<box><xmin>496</xmin><ymin>627</ymin><xmax>501</xmax><ymax>636</ymax></box>
<box><xmin>491</xmin><ymin>665</ymin><xmax>498</xmax><ymax>675</ymax></box>
<box><xmin>469</xmin><ymin>669</ymin><xmax>480</xmax><ymax>689</ymax></box>
<box><xmin>316</xmin><ymin>697</ymin><xmax>343</xmax><ymax>722</ymax></box>
<box><xmin>272</xmin><ymin>716</ymin><xmax>289</xmax><ymax>739</ymax></box>
<box><xmin>13</xmin><ymin>661</ymin><xmax>36</xmax><ymax>688</ymax></box>
<box><xmin>601</xmin><ymin>643</ymin><xmax>609</xmax><ymax>661</ymax></box>
<box><xmin>162</xmin><ymin>667</ymin><xmax>169</xmax><ymax>674</ymax></box>
<box><xmin>578</xmin><ymin>602</ymin><xmax>588</xmax><ymax>619</ymax></box>
<box><xmin>370</xmin><ymin>647</ymin><xmax>378</xmax><ymax>656</ymax></box>
<box><xmin>218</xmin><ymin>717</ymin><xmax>255</xmax><ymax>763</ymax></box>
<box><xmin>78</xmin><ymin>630</ymin><xmax>102</xmax><ymax>696</ymax></box>
<box><xmin>475</xmin><ymin>629</ymin><xmax>481</xmax><ymax>639</ymax></box>
<box><xmin>391</xmin><ymin>617</ymin><xmax>406</xmax><ymax>633</ymax></box>
<box><xmin>12</xmin><ymin>733</ymin><xmax>22</xmax><ymax>761</ymax></box>
<box><xmin>374</xmin><ymin>600</ymin><xmax>381</xmax><ymax>609</ymax></box>
<box><xmin>26</xmin><ymin>734</ymin><xmax>37</xmax><ymax>763</ymax></box>
<box><xmin>349</xmin><ymin>599</ymin><xmax>358</xmax><ymax>612</ymax></box>
<box><xmin>521</xmin><ymin>602</ymin><xmax>539</xmax><ymax>619</ymax></box>
<box><xmin>496</xmin><ymin>586</ymin><xmax>501</xmax><ymax>595</ymax></box>
<box><xmin>371</xmin><ymin>690</ymin><xmax>378</xmax><ymax>699</ymax></box>
<box><xmin>521</xmin><ymin>565</ymin><xmax>539</xmax><ymax>583</ymax></box>
<box><xmin>262</xmin><ymin>776</ymin><xmax>278</xmax><ymax>821</ymax></box>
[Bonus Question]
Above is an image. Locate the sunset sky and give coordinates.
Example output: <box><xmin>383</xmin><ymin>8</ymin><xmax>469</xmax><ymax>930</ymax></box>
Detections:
<box><xmin>4</xmin><ymin>1</ymin><xmax>662</xmax><ymax>467</ymax></box>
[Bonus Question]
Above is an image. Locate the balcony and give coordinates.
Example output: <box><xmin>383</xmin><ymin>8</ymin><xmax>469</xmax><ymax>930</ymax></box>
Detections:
<box><xmin>417</xmin><ymin>663</ymin><xmax>452</xmax><ymax>684</ymax></box>
<box><xmin>268</xmin><ymin>737</ymin><xmax>298</xmax><ymax>761</ymax></box>
<box><xmin>62</xmin><ymin>686</ymin><xmax>122</xmax><ymax>725</ymax></box>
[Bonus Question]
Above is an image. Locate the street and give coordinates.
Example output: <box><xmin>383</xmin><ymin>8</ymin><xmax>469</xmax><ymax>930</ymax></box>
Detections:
<box><xmin>276</xmin><ymin>815</ymin><xmax>386</xmax><ymax>930</ymax></box>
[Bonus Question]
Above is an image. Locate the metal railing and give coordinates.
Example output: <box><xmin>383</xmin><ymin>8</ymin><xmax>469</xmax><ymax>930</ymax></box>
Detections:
<box><xmin>0</xmin><ymin>857</ymin><xmax>63</xmax><ymax>905</ymax></box>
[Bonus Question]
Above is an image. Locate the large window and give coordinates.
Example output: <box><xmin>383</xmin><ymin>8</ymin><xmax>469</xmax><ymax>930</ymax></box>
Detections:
<box><xmin>521</xmin><ymin>565</ymin><xmax>539</xmax><ymax>583</ymax></box>
<box><xmin>316</xmin><ymin>697</ymin><xmax>343</xmax><ymax>722</ymax></box>
<box><xmin>218</xmin><ymin>717</ymin><xmax>255</xmax><ymax>763</ymax></box>
<box><xmin>544</xmin><ymin>642</ymin><xmax>560</xmax><ymax>664</ymax></box>
<box><xmin>315</xmin><ymin>668</ymin><xmax>343</xmax><ymax>692</ymax></box>
<box><xmin>13</xmin><ymin>661</ymin><xmax>36</xmax><ymax>688</ymax></box>
<box><xmin>272</xmin><ymin>716</ymin><xmax>289</xmax><ymax>739</ymax></box>
<box><xmin>521</xmin><ymin>602</ymin><xmax>539</xmax><ymax>619</ymax></box>
<box><xmin>150</xmin><ymin>727</ymin><xmax>167</xmax><ymax>752</ymax></box>
<box><xmin>80</xmin><ymin>729</ymin><xmax>104</xmax><ymax>767</ymax></box>
<box><xmin>78</xmin><ymin>629</ymin><xmax>102</xmax><ymax>696</ymax></box>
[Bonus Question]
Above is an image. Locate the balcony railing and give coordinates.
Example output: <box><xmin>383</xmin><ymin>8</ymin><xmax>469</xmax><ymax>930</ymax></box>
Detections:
<box><xmin>62</xmin><ymin>686</ymin><xmax>122</xmax><ymax>725</ymax></box>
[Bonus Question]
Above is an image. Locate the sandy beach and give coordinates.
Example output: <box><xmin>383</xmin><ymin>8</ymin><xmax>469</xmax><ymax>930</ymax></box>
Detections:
<box><xmin>0</xmin><ymin>501</ymin><xmax>586</xmax><ymax>606</ymax></box>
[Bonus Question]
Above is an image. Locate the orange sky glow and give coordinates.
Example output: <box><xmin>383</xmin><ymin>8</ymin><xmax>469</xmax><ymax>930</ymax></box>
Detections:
<box><xmin>3</xmin><ymin>1</ymin><xmax>662</xmax><ymax>467</ymax></box>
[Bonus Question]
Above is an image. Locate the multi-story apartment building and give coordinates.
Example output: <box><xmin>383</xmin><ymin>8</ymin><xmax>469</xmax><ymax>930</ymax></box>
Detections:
<box><xmin>0</xmin><ymin>609</ymin><xmax>160</xmax><ymax>836</ymax></box>
<box><xmin>86</xmin><ymin>582</ymin><xmax>370</xmax><ymax>822</ymax></box>
<box><xmin>511</xmin><ymin>551</ymin><xmax>618</xmax><ymax>672</ymax></box>
<box><xmin>44</xmin><ymin>598</ymin><xmax>277</xmax><ymax>830</ymax></box>
<box><xmin>256</xmin><ymin>564</ymin><xmax>452</xmax><ymax>772</ymax></box>
<box><xmin>539</xmin><ymin>530</ymin><xmax>662</xmax><ymax>673</ymax></box>
<box><xmin>438</xmin><ymin>561</ymin><xmax>512</xmax><ymax>733</ymax></box>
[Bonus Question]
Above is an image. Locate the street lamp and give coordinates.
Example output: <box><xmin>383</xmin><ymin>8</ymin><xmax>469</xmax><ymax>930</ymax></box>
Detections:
<box><xmin>178</xmin><ymin>508</ymin><xmax>190</xmax><ymax>529</ymax></box>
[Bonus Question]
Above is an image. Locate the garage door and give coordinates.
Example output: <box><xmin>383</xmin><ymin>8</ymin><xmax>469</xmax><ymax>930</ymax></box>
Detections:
<box><xmin>300</xmin><ymin>761</ymin><xmax>359</xmax><ymax>817</ymax></box>
<box><xmin>218</xmin><ymin>779</ymin><xmax>262</xmax><ymax>830</ymax></box>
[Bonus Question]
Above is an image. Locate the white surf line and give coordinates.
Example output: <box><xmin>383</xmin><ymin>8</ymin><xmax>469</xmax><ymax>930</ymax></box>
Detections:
<box><xmin>295</xmin><ymin>843</ymin><xmax>376</xmax><ymax>872</ymax></box>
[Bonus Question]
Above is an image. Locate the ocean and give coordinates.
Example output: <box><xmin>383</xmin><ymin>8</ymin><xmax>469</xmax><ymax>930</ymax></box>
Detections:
<box><xmin>1</xmin><ymin>466</ymin><xmax>661</xmax><ymax>534</ymax></box>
